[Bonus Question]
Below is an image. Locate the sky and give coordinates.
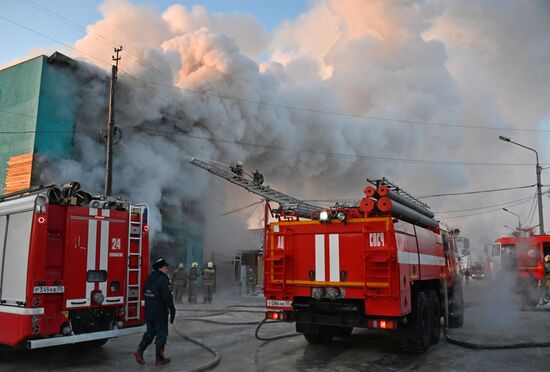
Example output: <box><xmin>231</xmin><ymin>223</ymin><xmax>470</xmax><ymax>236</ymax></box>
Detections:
<box><xmin>0</xmin><ymin>0</ymin><xmax>309</xmax><ymax>67</ymax></box>
<box><xmin>1</xmin><ymin>0</ymin><xmax>550</xmax><ymax>253</ymax></box>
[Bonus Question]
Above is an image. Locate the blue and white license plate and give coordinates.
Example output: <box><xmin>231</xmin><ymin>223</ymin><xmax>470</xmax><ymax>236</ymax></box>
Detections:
<box><xmin>266</xmin><ymin>300</ymin><xmax>292</xmax><ymax>307</ymax></box>
<box><xmin>33</xmin><ymin>286</ymin><xmax>65</xmax><ymax>294</ymax></box>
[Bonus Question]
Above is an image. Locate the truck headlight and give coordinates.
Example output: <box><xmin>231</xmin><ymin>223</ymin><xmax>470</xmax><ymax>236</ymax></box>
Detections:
<box><xmin>319</xmin><ymin>211</ymin><xmax>329</xmax><ymax>221</ymax></box>
<box><xmin>337</xmin><ymin>212</ymin><xmax>346</xmax><ymax>222</ymax></box>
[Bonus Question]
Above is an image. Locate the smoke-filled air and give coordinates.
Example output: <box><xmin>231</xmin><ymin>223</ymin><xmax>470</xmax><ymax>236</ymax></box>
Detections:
<box><xmin>31</xmin><ymin>0</ymin><xmax>550</xmax><ymax>254</ymax></box>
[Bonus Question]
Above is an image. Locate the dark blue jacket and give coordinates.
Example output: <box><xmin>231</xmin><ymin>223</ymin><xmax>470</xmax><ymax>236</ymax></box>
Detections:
<box><xmin>144</xmin><ymin>270</ymin><xmax>175</xmax><ymax>323</ymax></box>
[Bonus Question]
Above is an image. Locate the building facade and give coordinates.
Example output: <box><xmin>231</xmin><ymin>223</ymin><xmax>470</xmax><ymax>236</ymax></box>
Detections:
<box><xmin>0</xmin><ymin>52</ymin><xmax>77</xmax><ymax>193</ymax></box>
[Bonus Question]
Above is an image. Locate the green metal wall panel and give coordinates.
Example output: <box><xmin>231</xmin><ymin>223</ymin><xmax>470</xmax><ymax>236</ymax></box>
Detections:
<box><xmin>35</xmin><ymin>59</ymin><xmax>76</xmax><ymax>155</ymax></box>
<box><xmin>0</xmin><ymin>56</ymin><xmax>43</xmax><ymax>193</ymax></box>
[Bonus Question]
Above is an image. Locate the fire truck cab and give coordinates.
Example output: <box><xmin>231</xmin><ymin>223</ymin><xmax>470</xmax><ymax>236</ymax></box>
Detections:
<box><xmin>492</xmin><ymin>234</ymin><xmax>550</xmax><ymax>306</ymax></box>
<box><xmin>0</xmin><ymin>184</ymin><xmax>149</xmax><ymax>349</ymax></box>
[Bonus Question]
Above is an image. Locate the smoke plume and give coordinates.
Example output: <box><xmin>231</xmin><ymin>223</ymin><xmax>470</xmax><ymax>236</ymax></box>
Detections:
<box><xmin>32</xmin><ymin>0</ymin><xmax>550</xmax><ymax>257</ymax></box>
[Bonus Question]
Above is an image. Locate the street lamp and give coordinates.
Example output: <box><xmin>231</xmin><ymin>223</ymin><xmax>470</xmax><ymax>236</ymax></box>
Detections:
<box><xmin>499</xmin><ymin>135</ymin><xmax>544</xmax><ymax>234</ymax></box>
<box><xmin>502</xmin><ymin>208</ymin><xmax>521</xmax><ymax>230</ymax></box>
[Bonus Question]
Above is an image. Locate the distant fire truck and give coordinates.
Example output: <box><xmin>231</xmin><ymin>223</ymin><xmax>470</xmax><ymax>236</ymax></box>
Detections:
<box><xmin>0</xmin><ymin>183</ymin><xmax>149</xmax><ymax>349</ymax></box>
<box><xmin>489</xmin><ymin>233</ymin><xmax>550</xmax><ymax>306</ymax></box>
<box><xmin>191</xmin><ymin>159</ymin><xmax>464</xmax><ymax>352</ymax></box>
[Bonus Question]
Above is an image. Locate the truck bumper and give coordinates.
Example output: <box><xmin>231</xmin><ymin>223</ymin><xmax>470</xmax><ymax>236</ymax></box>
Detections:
<box><xmin>27</xmin><ymin>325</ymin><xmax>146</xmax><ymax>349</ymax></box>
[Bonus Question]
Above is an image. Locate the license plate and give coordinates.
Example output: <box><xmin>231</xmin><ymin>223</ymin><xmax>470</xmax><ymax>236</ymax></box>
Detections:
<box><xmin>33</xmin><ymin>286</ymin><xmax>65</xmax><ymax>294</ymax></box>
<box><xmin>266</xmin><ymin>300</ymin><xmax>292</xmax><ymax>307</ymax></box>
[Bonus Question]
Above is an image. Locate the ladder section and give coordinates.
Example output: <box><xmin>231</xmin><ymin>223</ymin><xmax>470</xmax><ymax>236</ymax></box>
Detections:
<box><xmin>125</xmin><ymin>204</ymin><xmax>145</xmax><ymax>321</ymax></box>
<box><xmin>264</xmin><ymin>231</ymin><xmax>286</xmax><ymax>293</ymax></box>
<box><xmin>190</xmin><ymin>158</ymin><xmax>321</xmax><ymax>218</ymax></box>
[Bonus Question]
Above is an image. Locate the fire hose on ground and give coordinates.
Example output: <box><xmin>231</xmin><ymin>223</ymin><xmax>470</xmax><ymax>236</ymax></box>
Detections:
<box><xmin>442</xmin><ymin>279</ymin><xmax>550</xmax><ymax>350</ymax></box>
<box><xmin>177</xmin><ymin>305</ymin><xmax>298</xmax><ymax>340</ymax></box>
<box><xmin>168</xmin><ymin>304</ymin><xmax>298</xmax><ymax>371</ymax></box>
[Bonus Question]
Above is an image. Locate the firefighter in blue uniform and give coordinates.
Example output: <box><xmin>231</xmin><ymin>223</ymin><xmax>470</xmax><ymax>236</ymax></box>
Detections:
<box><xmin>134</xmin><ymin>258</ymin><xmax>176</xmax><ymax>366</ymax></box>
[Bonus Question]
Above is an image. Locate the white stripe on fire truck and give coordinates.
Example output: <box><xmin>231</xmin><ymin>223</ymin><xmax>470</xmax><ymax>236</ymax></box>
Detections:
<box><xmin>0</xmin><ymin>305</ymin><xmax>44</xmax><ymax>315</ymax></box>
<box><xmin>315</xmin><ymin>234</ymin><xmax>325</xmax><ymax>281</ymax></box>
<box><xmin>329</xmin><ymin>234</ymin><xmax>340</xmax><ymax>282</ymax></box>
<box><xmin>101</xmin><ymin>209</ymin><xmax>110</xmax><ymax>218</ymax></box>
<box><xmin>87</xmin><ymin>219</ymin><xmax>97</xmax><ymax>300</ymax></box>
<box><xmin>99</xmin><ymin>220</ymin><xmax>110</xmax><ymax>294</ymax></box>
<box><xmin>89</xmin><ymin>208</ymin><xmax>98</xmax><ymax>216</ymax></box>
<box><xmin>397</xmin><ymin>251</ymin><xmax>446</xmax><ymax>266</ymax></box>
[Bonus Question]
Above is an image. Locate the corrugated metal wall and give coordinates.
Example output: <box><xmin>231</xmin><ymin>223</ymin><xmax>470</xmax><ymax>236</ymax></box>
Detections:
<box><xmin>0</xmin><ymin>54</ymin><xmax>76</xmax><ymax>194</ymax></box>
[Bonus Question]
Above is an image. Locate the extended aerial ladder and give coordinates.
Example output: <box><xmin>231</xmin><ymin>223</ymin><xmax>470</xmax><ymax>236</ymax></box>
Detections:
<box><xmin>190</xmin><ymin>158</ymin><xmax>322</xmax><ymax>218</ymax></box>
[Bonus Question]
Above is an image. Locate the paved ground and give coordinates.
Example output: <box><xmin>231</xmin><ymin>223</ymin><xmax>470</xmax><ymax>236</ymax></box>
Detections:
<box><xmin>2</xmin><ymin>280</ymin><xmax>550</xmax><ymax>371</ymax></box>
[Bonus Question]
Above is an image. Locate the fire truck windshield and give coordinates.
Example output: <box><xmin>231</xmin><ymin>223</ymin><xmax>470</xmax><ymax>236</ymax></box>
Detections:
<box><xmin>501</xmin><ymin>244</ymin><xmax>517</xmax><ymax>270</ymax></box>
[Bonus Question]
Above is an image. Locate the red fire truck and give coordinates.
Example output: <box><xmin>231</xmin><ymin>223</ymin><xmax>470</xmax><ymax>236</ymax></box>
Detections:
<box><xmin>0</xmin><ymin>183</ymin><xmax>149</xmax><ymax>349</ymax></box>
<box><xmin>490</xmin><ymin>233</ymin><xmax>550</xmax><ymax>306</ymax></box>
<box><xmin>190</xmin><ymin>159</ymin><xmax>464</xmax><ymax>352</ymax></box>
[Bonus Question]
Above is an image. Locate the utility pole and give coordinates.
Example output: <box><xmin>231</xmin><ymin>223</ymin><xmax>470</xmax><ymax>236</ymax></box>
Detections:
<box><xmin>499</xmin><ymin>135</ymin><xmax>544</xmax><ymax>234</ymax></box>
<box><xmin>105</xmin><ymin>46</ymin><xmax>122</xmax><ymax>197</ymax></box>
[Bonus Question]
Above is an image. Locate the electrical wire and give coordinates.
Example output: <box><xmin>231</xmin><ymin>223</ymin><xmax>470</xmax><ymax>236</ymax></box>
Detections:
<box><xmin>7</xmin><ymin>6</ymin><xmax>550</xmax><ymax>135</ymax></box>
<box><xmin>435</xmin><ymin>194</ymin><xmax>538</xmax><ymax>214</ymax></box>
<box><xmin>418</xmin><ymin>184</ymin><xmax>536</xmax><ymax>198</ymax></box>
<box><xmin>439</xmin><ymin>194</ymin><xmax>542</xmax><ymax>219</ymax></box>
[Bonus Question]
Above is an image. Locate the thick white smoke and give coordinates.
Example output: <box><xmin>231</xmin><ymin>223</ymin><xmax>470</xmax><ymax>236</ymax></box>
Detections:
<box><xmin>34</xmin><ymin>0</ymin><xmax>550</xmax><ymax>255</ymax></box>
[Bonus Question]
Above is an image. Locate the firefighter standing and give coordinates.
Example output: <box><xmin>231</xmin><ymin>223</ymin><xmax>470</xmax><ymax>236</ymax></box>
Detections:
<box><xmin>188</xmin><ymin>262</ymin><xmax>200</xmax><ymax>304</ymax></box>
<box><xmin>171</xmin><ymin>263</ymin><xmax>187</xmax><ymax>304</ymax></box>
<box><xmin>134</xmin><ymin>258</ymin><xmax>176</xmax><ymax>366</ymax></box>
<box><xmin>203</xmin><ymin>262</ymin><xmax>216</xmax><ymax>304</ymax></box>
<box><xmin>246</xmin><ymin>267</ymin><xmax>257</xmax><ymax>295</ymax></box>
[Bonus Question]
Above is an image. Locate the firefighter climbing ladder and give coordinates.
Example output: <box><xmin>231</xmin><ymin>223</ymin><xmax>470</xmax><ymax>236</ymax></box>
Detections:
<box><xmin>190</xmin><ymin>158</ymin><xmax>322</xmax><ymax>218</ymax></box>
<box><xmin>125</xmin><ymin>204</ymin><xmax>145</xmax><ymax>321</ymax></box>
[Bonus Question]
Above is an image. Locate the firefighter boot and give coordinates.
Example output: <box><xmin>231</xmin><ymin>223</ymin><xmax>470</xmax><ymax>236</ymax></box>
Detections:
<box><xmin>134</xmin><ymin>336</ymin><xmax>153</xmax><ymax>365</ymax></box>
<box><xmin>155</xmin><ymin>346</ymin><xmax>171</xmax><ymax>366</ymax></box>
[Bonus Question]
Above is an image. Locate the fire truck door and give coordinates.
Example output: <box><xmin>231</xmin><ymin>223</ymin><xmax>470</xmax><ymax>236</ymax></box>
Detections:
<box><xmin>65</xmin><ymin>215</ymin><xmax>96</xmax><ymax>308</ymax></box>
<box><xmin>103</xmin><ymin>215</ymin><xmax>127</xmax><ymax>305</ymax></box>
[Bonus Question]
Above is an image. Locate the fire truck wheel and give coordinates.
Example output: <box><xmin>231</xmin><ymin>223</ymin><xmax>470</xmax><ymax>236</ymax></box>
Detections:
<box><xmin>303</xmin><ymin>325</ymin><xmax>334</xmax><ymax>345</ymax></box>
<box><xmin>426</xmin><ymin>291</ymin><xmax>441</xmax><ymax>345</ymax></box>
<box><xmin>407</xmin><ymin>291</ymin><xmax>431</xmax><ymax>352</ymax></box>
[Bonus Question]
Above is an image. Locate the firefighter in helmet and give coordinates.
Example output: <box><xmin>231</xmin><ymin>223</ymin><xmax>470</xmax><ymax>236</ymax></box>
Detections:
<box><xmin>230</xmin><ymin>161</ymin><xmax>244</xmax><ymax>178</ymax></box>
<box><xmin>252</xmin><ymin>170</ymin><xmax>264</xmax><ymax>186</ymax></box>
<box><xmin>171</xmin><ymin>262</ymin><xmax>187</xmax><ymax>304</ymax></box>
<box><xmin>203</xmin><ymin>261</ymin><xmax>216</xmax><ymax>304</ymax></box>
<box><xmin>246</xmin><ymin>267</ymin><xmax>257</xmax><ymax>295</ymax></box>
<box><xmin>188</xmin><ymin>262</ymin><xmax>201</xmax><ymax>304</ymax></box>
<box><xmin>134</xmin><ymin>258</ymin><xmax>176</xmax><ymax>366</ymax></box>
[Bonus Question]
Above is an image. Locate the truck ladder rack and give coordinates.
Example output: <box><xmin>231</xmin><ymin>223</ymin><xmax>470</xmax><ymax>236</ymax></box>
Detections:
<box><xmin>125</xmin><ymin>204</ymin><xmax>146</xmax><ymax>321</ymax></box>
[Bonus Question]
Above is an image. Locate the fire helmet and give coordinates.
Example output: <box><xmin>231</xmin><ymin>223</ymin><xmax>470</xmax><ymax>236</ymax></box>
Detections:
<box><xmin>207</xmin><ymin>261</ymin><xmax>214</xmax><ymax>268</ymax></box>
<box><xmin>153</xmin><ymin>258</ymin><xmax>169</xmax><ymax>271</ymax></box>
<box><xmin>192</xmin><ymin>262</ymin><xmax>198</xmax><ymax>268</ymax></box>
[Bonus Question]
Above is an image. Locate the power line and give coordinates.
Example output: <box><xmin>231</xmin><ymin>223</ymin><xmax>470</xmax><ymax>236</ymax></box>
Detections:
<box><xmin>435</xmin><ymin>194</ymin><xmax>536</xmax><ymax>214</ymax></box>
<box><xmin>6</xmin><ymin>7</ymin><xmax>550</xmax><ymax>135</ymax></box>
<box><xmin>218</xmin><ymin>200</ymin><xmax>264</xmax><ymax>217</ymax></box>
<box><xmin>140</xmin><ymin>128</ymin><xmax>549</xmax><ymax>167</ymax></box>
<box><xmin>439</xmin><ymin>194</ymin><xmax>539</xmax><ymax>220</ymax></box>
<box><xmin>418</xmin><ymin>184</ymin><xmax>536</xmax><ymax>198</ymax></box>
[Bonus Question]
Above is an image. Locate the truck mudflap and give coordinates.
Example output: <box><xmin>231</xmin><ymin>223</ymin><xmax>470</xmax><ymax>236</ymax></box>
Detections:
<box><xmin>27</xmin><ymin>325</ymin><xmax>146</xmax><ymax>349</ymax></box>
